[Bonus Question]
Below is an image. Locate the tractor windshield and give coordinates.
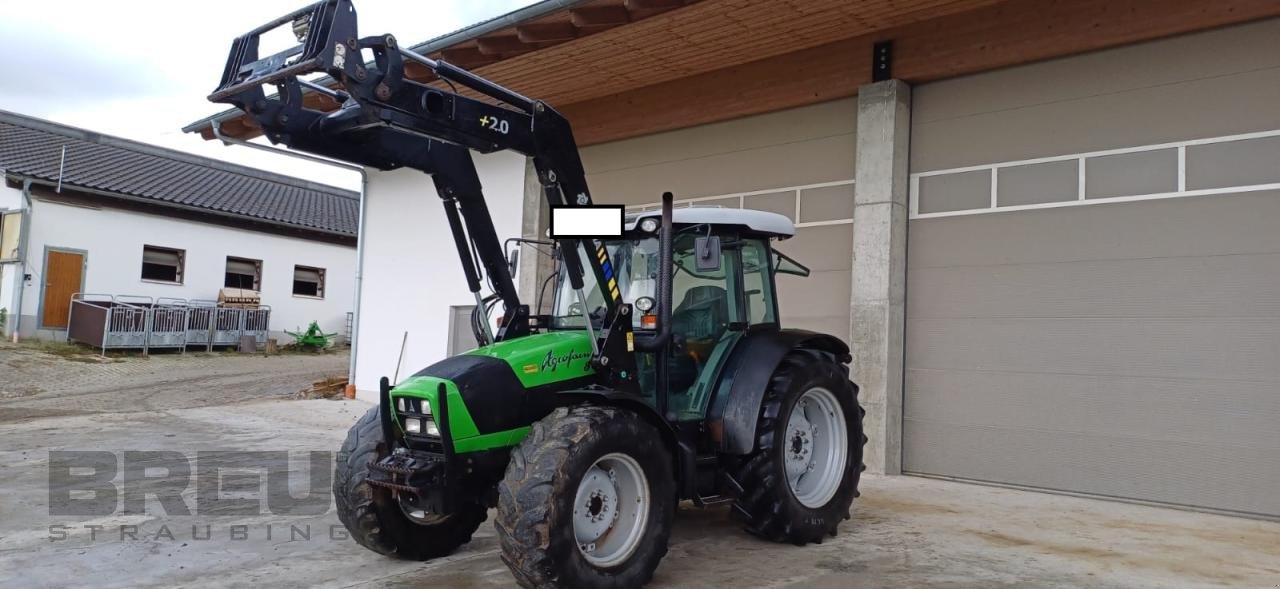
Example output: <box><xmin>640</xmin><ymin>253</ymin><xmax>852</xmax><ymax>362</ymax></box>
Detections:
<box><xmin>551</xmin><ymin>238</ymin><xmax>659</xmax><ymax>329</ymax></box>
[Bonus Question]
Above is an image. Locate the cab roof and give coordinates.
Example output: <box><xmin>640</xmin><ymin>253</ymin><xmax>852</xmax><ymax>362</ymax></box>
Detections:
<box><xmin>624</xmin><ymin>207</ymin><xmax>795</xmax><ymax>238</ymax></box>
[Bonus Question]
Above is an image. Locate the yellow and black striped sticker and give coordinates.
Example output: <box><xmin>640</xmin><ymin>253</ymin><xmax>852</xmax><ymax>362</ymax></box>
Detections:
<box><xmin>596</xmin><ymin>244</ymin><xmax>621</xmax><ymax>301</ymax></box>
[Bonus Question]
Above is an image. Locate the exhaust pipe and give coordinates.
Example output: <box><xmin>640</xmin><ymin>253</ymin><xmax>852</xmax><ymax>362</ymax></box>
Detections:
<box><xmin>635</xmin><ymin>192</ymin><xmax>674</xmax><ymax>352</ymax></box>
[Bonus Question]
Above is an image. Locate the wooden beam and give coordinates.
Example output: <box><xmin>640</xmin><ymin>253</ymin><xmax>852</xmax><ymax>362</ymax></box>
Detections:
<box><xmin>516</xmin><ymin>22</ymin><xmax>579</xmax><ymax>43</ymax></box>
<box><xmin>439</xmin><ymin>46</ymin><xmax>500</xmax><ymax>69</ymax></box>
<box><xmin>560</xmin><ymin>0</ymin><xmax>1280</xmax><ymax>146</ymax></box>
<box><xmin>569</xmin><ymin>5</ymin><xmax>630</xmax><ymax>28</ymax></box>
<box><xmin>476</xmin><ymin>34</ymin><xmax>531</xmax><ymax>56</ymax></box>
<box><xmin>624</xmin><ymin>0</ymin><xmax>684</xmax><ymax>9</ymax></box>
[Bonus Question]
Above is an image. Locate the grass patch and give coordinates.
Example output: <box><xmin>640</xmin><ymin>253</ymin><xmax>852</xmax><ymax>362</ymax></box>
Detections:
<box><xmin>20</xmin><ymin>340</ymin><xmax>112</xmax><ymax>362</ymax></box>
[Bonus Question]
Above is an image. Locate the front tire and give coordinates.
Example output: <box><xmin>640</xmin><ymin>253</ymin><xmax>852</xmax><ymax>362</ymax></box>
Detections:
<box><xmin>732</xmin><ymin>348</ymin><xmax>865</xmax><ymax>544</ymax></box>
<box><xmin>333</xmin><ymin>406</ymin><xmax>488</xmax><ymax>560</ymax></box>
<box><xmin>496</xmin><ymin>405</ymin><xmax>675</xmax><ymax>588</ymax></box>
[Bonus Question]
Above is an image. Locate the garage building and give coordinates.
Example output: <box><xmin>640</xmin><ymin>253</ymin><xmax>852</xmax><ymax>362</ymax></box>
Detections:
<box><xmin>189</xmin><ymin>0</ymin><xmax>1280</xmax><ymax>519</ymax></box>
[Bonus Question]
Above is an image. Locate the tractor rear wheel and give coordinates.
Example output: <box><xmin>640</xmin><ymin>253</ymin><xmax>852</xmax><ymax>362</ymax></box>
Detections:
<box><xmin>732</xmin><ymin>348</ymin><xmax>865</xmax><ymax>545</ymax></box>
<box><xmin>496</xmin><ymin>405</ymin><xmax>675</xmax><ymax>588</ymax></box>
<box><xmin>333</xmin><ymin>406</ymin><xmax>488</xmax><ymax>560</ymax></box>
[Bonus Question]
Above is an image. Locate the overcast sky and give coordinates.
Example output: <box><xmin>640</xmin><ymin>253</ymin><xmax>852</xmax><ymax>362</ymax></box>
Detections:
<box><xmin>0</xmin><ymin>0</ymin><xmax>539</xmax><ymax>190</ymax></box>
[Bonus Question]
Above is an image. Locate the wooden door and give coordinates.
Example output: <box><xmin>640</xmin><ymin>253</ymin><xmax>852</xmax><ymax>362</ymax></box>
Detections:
<box><xmin>42</xmin><ymin>250</ymin><xmax>84</xmax><ymax>329</ymax></box>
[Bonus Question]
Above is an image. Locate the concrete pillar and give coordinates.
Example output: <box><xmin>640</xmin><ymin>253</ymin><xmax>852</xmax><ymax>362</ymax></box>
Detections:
<box><xmin>516</xmin><ymin>158</ymin><xmax>555</xmax><ymax>314</ymax></box>
<box><xmin>850</xmin><ymin>79</ymin><xmax>910</xmax><ymax>475</ymax></box>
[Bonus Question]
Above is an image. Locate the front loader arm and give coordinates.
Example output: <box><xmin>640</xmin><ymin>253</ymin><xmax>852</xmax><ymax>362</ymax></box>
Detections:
<box><xmin>207</xmin><ymin>0</ymin><xmax>635</xmax><ymax>390</ymax></box>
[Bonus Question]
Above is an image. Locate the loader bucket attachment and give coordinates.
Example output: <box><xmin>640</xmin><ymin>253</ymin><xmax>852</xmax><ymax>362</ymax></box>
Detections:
<box><xmin>209</xmin><ymin>0</ymin><xmax>356</xmax><ymax>105</ymax></box>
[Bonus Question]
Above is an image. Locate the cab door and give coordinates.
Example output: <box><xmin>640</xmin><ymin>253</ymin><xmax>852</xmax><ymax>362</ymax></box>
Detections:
<box><xmin>662</xmin><ymin>231</ymin><xmax>748</xmax><ymax>420</ymax></box>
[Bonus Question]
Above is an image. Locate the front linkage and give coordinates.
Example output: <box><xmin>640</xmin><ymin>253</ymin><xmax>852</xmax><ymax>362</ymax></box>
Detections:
<box><xmin>367</xmin><ymin>379</ymin><xmax>456</xmax><ymax>517</ymax></box>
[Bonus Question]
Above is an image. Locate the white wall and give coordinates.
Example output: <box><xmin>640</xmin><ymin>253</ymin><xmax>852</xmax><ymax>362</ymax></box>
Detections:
<box><xmin>352</xmin><ymin>151</ymin><xmax>527</xmax><ymax>401</ymax></box>
<box><xmin>13</xmin><ymin>192</ymin><xmax>355</xmax><ymax>341</ymax></box>
<box><xmin>0</xmin><ymin>183</ymin><xmax>25</xmax><ymax>337</ymax></box>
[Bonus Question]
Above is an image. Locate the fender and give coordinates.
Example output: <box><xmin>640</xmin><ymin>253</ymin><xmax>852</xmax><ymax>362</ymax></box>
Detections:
<box><xmin>707</xmin><ymin>326</ymin><xmax>851</xmax><ymax>455</ymax></box>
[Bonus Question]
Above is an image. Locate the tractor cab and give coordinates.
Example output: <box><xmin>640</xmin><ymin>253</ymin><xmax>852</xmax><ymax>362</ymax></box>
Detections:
<box><xmin>548</xmin><ymin>207</ymin><xmax>812</xmax><ymax>419</ymax></box>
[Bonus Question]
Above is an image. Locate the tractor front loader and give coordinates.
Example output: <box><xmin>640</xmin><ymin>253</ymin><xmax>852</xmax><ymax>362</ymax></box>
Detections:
<box><xmin>208</xmin><ymin>2</ymin><xmax>866</xmax><ymax>586</ymax></box>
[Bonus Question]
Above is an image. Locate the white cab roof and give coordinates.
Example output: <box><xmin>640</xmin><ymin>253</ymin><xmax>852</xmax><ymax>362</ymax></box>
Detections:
<box><xmin>624</xmin><ymin>206</ymin><xmax>795</xmax><ymax>238</ymax></box>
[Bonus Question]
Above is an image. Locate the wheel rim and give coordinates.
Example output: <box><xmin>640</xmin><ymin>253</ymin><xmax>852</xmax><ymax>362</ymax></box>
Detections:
<box><xmin>784</xmin><ymin>387</ymin><xmax>848</xmax><ymax>508</ymax></box>
<box><xmin>573</xmin><ymin>452</ymin><xmax>650</xmax><ymax>567</ymax></box>
<box><xmin>399</xmin><ymin>501</ymin><xmax>452</xmax><ymax>525</ymax></box>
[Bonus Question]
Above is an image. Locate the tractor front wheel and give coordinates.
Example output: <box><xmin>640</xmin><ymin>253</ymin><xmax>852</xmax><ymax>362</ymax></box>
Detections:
<box><xmin>732</xmin><ymin>348</ymin><xmax>865</xmax><ymax>545</ymax></box>
<box><xmin>333</xmin><ymin>407</ymin><xmax>488</xmax><ymax>560</ymax></box>
<box><xmin>496</xmin><ymin>405</ymin><xmax>675</xmax><ymax>588</ymax></box>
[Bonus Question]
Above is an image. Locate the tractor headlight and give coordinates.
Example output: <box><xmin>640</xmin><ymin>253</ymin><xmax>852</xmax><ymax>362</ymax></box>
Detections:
<box><xmin>404</xmin><ymin>417</ymin><xmax>441</xmax><ymax>436</ymax></box>
<box><xmin>634</xmin><ymin>296</ymin><xmax>655</xmax><ymax>313</ymax></box>
<box><xmin>638</xmin><ymin>217</ymin><xmax>659</xmax><ymax>233</ymax></box>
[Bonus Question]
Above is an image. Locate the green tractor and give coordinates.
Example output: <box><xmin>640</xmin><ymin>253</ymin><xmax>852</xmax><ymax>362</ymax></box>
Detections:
<box><xmin>209</xmin><ymin>2</ymin><xmax>864</xmax><ymax>586</ymax></box>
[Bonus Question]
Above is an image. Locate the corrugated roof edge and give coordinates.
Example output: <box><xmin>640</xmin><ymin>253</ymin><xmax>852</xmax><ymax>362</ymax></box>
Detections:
<box><xmin>1</xmin><ymin>109</ymin><xmax>357</xmax><ymax>199</ymax></box>
<box><xmin>181</xmin><ymin>0</ymin><xmax>584</xmax><ymax>135</ymax></box>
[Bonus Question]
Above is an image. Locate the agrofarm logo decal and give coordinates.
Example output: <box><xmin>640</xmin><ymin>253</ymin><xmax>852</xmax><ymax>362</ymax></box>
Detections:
<box><xmin>527</xmin><ymin>348</ymin><xmax>591</xmax><ymax>374</ymax></box>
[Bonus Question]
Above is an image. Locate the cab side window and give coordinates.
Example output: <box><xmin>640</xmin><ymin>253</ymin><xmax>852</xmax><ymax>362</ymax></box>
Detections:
<box><xmin>741</xmin><ymin>239</ymin><xmax>776</xmax><ymax>325</ymax></box>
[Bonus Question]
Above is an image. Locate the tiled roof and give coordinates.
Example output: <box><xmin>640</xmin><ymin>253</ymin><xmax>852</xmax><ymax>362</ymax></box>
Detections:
<box><xmin>0</xmin><ymin>110</ymin><xmax>358</xmax><ymax>237</ymax></box>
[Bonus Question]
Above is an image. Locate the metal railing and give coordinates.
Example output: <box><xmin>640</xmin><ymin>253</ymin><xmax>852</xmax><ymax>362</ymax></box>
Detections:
<box><xmin>67</xmin><ymin>294</ymin><xmax>272</xmax><ymax>355</ymax></box>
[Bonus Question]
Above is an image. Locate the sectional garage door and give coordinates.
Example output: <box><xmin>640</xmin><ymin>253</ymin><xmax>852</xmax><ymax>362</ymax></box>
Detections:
<box><xmin>902</xmin><ymin>20</ymin><xmax>1280</xmax><ymax>518</ymax></box>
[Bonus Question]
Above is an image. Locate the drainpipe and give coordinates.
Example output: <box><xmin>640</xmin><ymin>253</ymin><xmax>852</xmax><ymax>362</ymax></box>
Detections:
<box><xmin>210</xmin><ymin>122</ymin><xmax>369</xmax><ymax>391</ymax></box>
<box><xmin>9</xmin><ymin>178</ymin><xmax>33</xmax><ymax>342</ymax></box>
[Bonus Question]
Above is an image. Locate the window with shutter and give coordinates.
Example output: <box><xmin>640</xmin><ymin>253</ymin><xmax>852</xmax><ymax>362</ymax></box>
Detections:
<box><xmin>292</xmin><ymin>265</ymin><xmax>325</xmax><ymax>298</ymax></box>
<box><xmin>141</xmin><ymin>245</ymin><xmax>184</xmax><ymax>283</ymax></box>
<box><xmin>225</xmin><ymin>257</ymin><xmax>262</xmax><ymax>290</ymax></box>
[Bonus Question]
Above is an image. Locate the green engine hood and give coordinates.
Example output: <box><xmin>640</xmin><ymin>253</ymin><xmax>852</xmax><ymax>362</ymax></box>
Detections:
<box><xmin>465</xmin><ymin>330</ymin><xmax>595</xmax><ymax>388</ymax></box>
<box><xmin>389</xmin><ymin>330</ymin><xmax>596</xmax><ymax>453</ymax></box>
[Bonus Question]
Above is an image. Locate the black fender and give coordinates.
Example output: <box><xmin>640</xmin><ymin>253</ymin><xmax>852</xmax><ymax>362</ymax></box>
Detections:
<box><xmin>707</xmin><ymin>326</ymin><xmax>851</xmax><ymax>455</ymax></box>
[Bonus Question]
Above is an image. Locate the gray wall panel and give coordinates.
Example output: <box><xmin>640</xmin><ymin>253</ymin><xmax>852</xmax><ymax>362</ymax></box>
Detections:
<box><xmin>911</xmin><ymin>19</ymin><xmax>1280</xmax><ymax>172</ymax></box>
<box><xmin>910</xmin><ymin>190</ymin><xmax>1280</xmax><ymax>269</ymax></box>
<box><xmin>1187</xmin><ymin>135</ymin><xmax>1280</xmax><ymax>190</ymax></box>
<box><xmin>997</xmin><ymin>160</ymin><xmax>1079</xmax><ymax>206</ymax></box>
<box><xmin>799</xmin><ymin>184</ymin><xmax>855</xmax><ymax>222</ymax></box>
<box><xmin>906</xmin><ymin>193</ymin><xmax>1280</xmax><ymax>517</ymax></box>
<box><xmin>905</xmin><ymin>369</ymin><xmax>1280</xmax><ymax>449</ymax></box>
<box><xmin>743</xmin><ymin>191</ymin><xmax>796</xmax><ymax>220</ymax></box>
<box><xmin>918</xmin><ymin>170</ymin><xmax>990</xmax><ymax>214</ymax></box>
<box><xmin>1086</xmin><ymin>149</ymin><xmax>1178</xmax><ymax>199</ymax></box>
<box><xmin>908</xmin><ymin>253</ymin><xmax>1280</xmax><ymax>320</ymax></box>
<box><xmin>903</xmin><ymin>421</ymin><xmax>1280</xmax><ymax>517</ymax></box>
<box><xmin>907</xmin><ymin>316</ymin><xmax>1280</xmax><ymax>383</ymax></box>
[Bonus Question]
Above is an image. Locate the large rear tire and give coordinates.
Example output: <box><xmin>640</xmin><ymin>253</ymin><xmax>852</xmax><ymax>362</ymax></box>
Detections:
<box><xmin>731</xmin><ymin>348</ymin><xmax>865</xmax><ymax>544</ymax></box>
<box><xmin>333</xmin><ymin>406</ymin><xmax>488</xmax><ymax>560</ymax></box>
<box><xmin>496</xmin><ymin>405</ymin><xmax>675</xmax><ymax>588</ymax></box>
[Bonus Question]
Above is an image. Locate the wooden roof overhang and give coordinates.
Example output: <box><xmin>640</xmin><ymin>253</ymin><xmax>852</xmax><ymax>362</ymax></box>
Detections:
<box><xmin>187</xmin><ymin>0</ymin><xmax>1280</xmax><ymax>146</ymax></box>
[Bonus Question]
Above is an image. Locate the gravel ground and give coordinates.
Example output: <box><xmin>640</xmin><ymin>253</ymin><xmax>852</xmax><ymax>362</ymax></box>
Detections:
<box><xmin>0</xmin><ymin>341</ymin><xmax>348</xmax><ymax>423</ymax></box>
<box><xmin>0</xmin><ymin>342</ymin><xmax>1276</xmax><ymax>588</ymax></box>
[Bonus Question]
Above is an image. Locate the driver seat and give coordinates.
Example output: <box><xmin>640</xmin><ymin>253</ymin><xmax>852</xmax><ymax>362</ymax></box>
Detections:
<box><xmin>670</xmin><ymin>285</ymin><xmax>729</xmax><ymax>341</ymax></box>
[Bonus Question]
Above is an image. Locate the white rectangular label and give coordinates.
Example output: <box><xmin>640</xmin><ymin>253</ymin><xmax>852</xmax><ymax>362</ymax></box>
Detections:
<box><xmin>550</xmin><ymin>206</ymin><xmax>623</xmax><ymax>238</ymax></box>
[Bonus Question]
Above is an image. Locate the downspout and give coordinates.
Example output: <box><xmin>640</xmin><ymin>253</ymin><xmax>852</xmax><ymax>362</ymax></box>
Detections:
<box><xmin>210</xmin><ymin>122</ymin><xmax>369</xmax><ymax>391</ymax></box>
<box><xmin>9</xmin><ymin>177</ymin><xmax>33</xmax><ymax>342</ymax></box>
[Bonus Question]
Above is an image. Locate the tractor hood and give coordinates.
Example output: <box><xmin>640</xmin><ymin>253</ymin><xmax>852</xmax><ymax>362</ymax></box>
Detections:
<box><xmin>390</xmin><ymin>330</ymin><xmax>596</xmax><ymax>453</ymax></box>
<box><xmin>466</xmin><ymin>330</ymin><xmax>595</xmax><ymax>387</ymax></box>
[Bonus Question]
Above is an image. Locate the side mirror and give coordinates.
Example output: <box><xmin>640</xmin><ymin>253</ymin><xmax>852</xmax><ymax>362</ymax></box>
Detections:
<box><xmin>507</xmin><ymin>248</ymin><xmax>520</xmax><ymax>279</ymax></box>
<box><xmin>694</xmin><ymin>236</ymin><xmax>721</xmax><ymax>271</ymax></box>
